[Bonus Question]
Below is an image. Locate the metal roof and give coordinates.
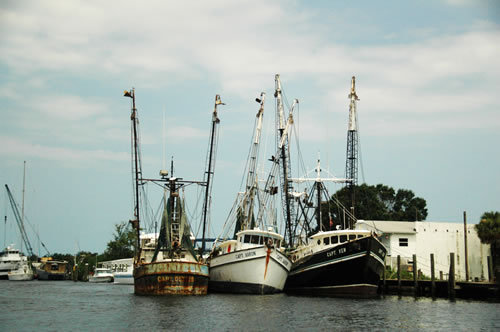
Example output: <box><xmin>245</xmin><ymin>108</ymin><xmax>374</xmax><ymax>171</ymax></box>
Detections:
<box><xmin>356</xmin><ymin>220</ymin><xmax>417</xmax><ymax>234</ymax></box>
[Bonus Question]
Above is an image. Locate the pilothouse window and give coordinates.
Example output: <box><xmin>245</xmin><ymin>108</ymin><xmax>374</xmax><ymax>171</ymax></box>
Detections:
<box><xmin>340</xmin><ymin>235</ymin><xmax>347</xmax><ymax>243</ymax></box>
<box><xmin>323</xmin><ymin>237</ymin><xmax>330</xmax><ymax>245</ymax></box>
<box><xmin>244</xmin><ymin>235</ymin><xmax>251</xmax><ymax>243</ymax></box>
<box><xmin>251</xmin><ymin>236</ymin><xmax>259</xmax><ymax>244</ymax></box>
<box><xmin>349</xmin><ymin>234</ymin><xmax>356</xmax><ymax>241</ymax></box>
<box><xmin>331</xmin><ymin>236</ymin><xmax>339</xmax><ymax>244</ymax></box>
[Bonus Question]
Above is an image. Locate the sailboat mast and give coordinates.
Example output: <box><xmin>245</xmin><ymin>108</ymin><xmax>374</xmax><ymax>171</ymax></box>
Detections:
<box><xmin>201</xmin><ymin>95</ymin><xmax>223</xmax><ymax>252</ymax></box>
<box><xmin>21</xmin><ymin>161</ymin><xmax>26</xmax><ymax>253</ymax></box>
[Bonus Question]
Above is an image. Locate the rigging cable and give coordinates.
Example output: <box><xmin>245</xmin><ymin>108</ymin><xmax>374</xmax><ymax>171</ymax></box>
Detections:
<box><xmin>356</xmin><ymin>103</ymin><xmax>366</xmax><ymax>184</ymax></box>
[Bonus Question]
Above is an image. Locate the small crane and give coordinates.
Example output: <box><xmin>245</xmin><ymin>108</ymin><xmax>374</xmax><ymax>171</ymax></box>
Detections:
<box><xmin>5</xmin><ymin>184</ymin><xmax>34</xmax><ymax>258</ymax></box>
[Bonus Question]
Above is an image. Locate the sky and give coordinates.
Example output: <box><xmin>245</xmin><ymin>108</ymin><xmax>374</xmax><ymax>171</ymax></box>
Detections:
<box><xmin>1</xmin><ymin>0</ymin><xmax>499</xmax><ymax>255</ymax></box>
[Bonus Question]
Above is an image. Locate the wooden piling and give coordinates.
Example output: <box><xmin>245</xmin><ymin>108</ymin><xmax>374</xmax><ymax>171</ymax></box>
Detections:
<box><xmin>413</xmin><ymin>254</ymin><xmax>418</xmax><ymax>296</ymax></box>
<box><xmin>430</xmin><ymin>253</ymin><xmax>436</xmax><ymax>298</ymax></box>
<box><xmin>449</xmin><ymin>252</ymin><xmax>456</xmax><ymax>299</ymax></box>
<box><xmin>382</xmin><ymin>256</ymin><xmax>386</xmax><ymax>294</ymax></box>
<box><xmin>488</xmin><ymin>256</ymin><xmax>494</xmax><ymax>282</ymax></box>
<box><xmin>463</xmin><ymin>211</ymin><xmax>469</xmax><ymax>281</ymax></box>
<box><xmin>397</xmin><ymin>255</ymin><xmax>401</xmax><ymax>295</ymax></box>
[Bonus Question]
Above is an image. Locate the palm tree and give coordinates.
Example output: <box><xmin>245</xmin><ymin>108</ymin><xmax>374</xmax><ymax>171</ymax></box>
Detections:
<box><xmin>475</xmin><ymin>211</ymin><xmax>500</xmax><ymax>283</ymax></box>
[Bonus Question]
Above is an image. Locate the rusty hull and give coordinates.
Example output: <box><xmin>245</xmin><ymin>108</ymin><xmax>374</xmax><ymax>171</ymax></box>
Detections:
<box><xmin>134</xmin><ymin>261</ymin><xmax>209</xmax><ymax>295</ymax></box>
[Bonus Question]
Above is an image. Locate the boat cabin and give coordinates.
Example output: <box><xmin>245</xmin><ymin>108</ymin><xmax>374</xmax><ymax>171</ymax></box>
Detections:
<box><xmin>39</xmin><ymin>257</ymin><xmax>68</xmax><ymax>274</ymax></box>
<box><xmin>213</xmin><ymin>228</ymin><xmax>284</xmax><ymax>256</ymax></box>
<box><xmin>235</xmin><ymin>228</ymin><xmax>284</xmax><ymax>251</ymax></box>
<box><xmin>291</xmin><ymin>230</ymin><xmax>372</xmax><ymax>263</ymax></box>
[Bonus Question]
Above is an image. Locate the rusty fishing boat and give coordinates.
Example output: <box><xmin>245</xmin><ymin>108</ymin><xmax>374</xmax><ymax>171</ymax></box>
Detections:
<box><xmin>124</xmin><ymin>89</ymin><xmax>222</xmax><ymax>295</ymax></box>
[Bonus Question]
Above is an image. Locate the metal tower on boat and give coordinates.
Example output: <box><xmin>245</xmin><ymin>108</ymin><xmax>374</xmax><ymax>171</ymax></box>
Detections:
<box><xmin>345</xmin><ymin>76</ymin><xmax>359</xmax><ymax>226</ymax></box>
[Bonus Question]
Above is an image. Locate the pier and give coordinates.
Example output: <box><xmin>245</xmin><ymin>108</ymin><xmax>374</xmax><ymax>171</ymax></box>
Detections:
<box><xmin>380</xmin><ymin>253</ymin><xmax>499</xmax><ymax>301</ymax></box>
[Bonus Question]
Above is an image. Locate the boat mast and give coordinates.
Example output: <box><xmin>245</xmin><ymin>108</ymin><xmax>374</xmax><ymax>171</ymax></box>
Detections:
<box><xmin>345</xmin><ymin>76</ymin><xmax>359</xmax><ymax>228</ymax></box>
<box><xmin>21</xmin><ymin>161</ymin><xmax>26</xmax><ymax>252</ymax></box>
<box><xmin>201</xmin><ymin>95</ymin><xmax>223</xmax><ymax>252</ymax></box>
<box><xmin>124</xmin><ymin>89</ymin><xmax>142</xmax><ymax>258</ymax></box>
<box><xmin>275</xmin><ymin>74</ymin><xmax>296</xmax><ymax>246</ymax></box>
<box><xmin>241</xmin><ymin>93</ymin><xmax>266</xmax><ymax>230</ymax></box>
<box><xmin>315</xmin><ymin>161</ymin><xmax>322</xmax><ymax>231</ymax></box>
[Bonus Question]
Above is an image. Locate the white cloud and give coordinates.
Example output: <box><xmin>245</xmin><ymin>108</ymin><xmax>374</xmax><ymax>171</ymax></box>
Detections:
<box><xmin>0</xmin><ymin>135</ymin><xmax>129</xmax><ymax>166</ymax></box>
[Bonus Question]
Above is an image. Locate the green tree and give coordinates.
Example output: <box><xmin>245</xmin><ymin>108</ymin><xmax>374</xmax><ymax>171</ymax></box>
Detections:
<box><xmin>475</xmin><ymin>211</ymin><xmax>500</xmax><ymax>244</ymax></box>
<box><xmin>324</xmin><ymin>184</ymin><xmax>428</xmax><ymax>229</ymax></box>
<box><xmin>101</xmin><ymin>221</ymin><xmax>136</xmax><ymax>261</ymax></box>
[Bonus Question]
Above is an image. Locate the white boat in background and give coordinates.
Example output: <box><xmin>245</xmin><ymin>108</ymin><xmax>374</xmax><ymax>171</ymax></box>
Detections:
<box><xmin>89</xmin><ymin>268</ymin><xmax>114</xmax><ymax>283</ymax></box>
<box><xmin>101</xmin><ymin>257</ymin><xmax>134</xmax><ymax>285</ymax></box>
<box><xmin>113</xmin><ymin>266</ymin><xmax>133</xmax><ymax>285</ymax></box>
<box><xmin>8</xmin><ymin>262</ymin><xmax>34</xmax><ymax>281</ymax></box>
<box><xmin>0</xmin><ymin>246</ymin><xmax>25</xmax><ymax>279</ymax></box>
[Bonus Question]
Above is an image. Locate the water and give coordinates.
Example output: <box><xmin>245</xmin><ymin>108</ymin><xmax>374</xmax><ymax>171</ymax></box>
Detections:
<box><xmin>1</xmin><ymin>281</ymin><xmax>499</xmax><ymax>331</ymax></box>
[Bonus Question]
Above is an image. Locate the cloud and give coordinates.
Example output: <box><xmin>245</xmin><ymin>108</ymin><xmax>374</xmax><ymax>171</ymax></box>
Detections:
<box><xmin>1</xmin><ymin>1</ymin><xmax>499</xmax><ymax>142</ymax></box>
<box><xmin>0</xmin><ymin>135</ymin><xmax>129</xmax><ymax>166</ymax></box>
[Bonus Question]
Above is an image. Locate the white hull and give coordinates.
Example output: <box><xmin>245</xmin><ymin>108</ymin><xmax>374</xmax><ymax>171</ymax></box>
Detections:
<box><xmin>8</xmin><ymin>268</ymin><xmax>34</xmax><ymax>281</ymax></box>
<box><xmin>113</xmin><ymin>272</ymin><xmax>133</xmax><ymax>285</ymax></box>
<box><xmin>89</xmin><ymin>276</ymin><xmax>114</xmax><ymax>283</ymax></box>
<box><xmin>209</xmin><ymin>246</ymin><xmax>291</xmax><ymax>294</ymax></box>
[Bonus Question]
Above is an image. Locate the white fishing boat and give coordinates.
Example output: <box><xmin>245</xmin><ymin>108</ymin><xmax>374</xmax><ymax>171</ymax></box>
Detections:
<box><xmin>89</xmin><ymin>268</ymin><xmax>114</xmax><ymax>283</ymax></box>
<box><xmin>8</xmin><ymin>261</ymin><xmax>34</xmax><ymax>281</ymax></box>
<box><xmin>209</xmin><ymin>228</ymin><xmax>290</xmax><ymax>294</ymax></box>
<box><xmin>208</xmin><ymin>92</ymin><xmax>291</xmax><ymax>294</ymax></box>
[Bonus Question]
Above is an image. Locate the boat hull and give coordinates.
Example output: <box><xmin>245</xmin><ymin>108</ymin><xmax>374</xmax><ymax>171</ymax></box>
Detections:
<box><xmin>134</xmin><ymin>260</ymin><xmax>208</xmax><ymax>295</ymax></box>
<box><xmin>8</xmin><ymin>270</ymin><xmax>34</xmax><ymax>281</ymax></box>
<box><xmin>36</xmin><ymin>269</ymin><xmax>66</xmax><ymax>280</ymax></box>
<box><xmin>285</xmin><ymin>236</ymin><xmax>386</xmax><ymax>298</ymax></box>
<box><xmin>113</xmin><ymin>272</ymin><xmax>134</xmax><ymax>285</ymax></box>
<box><xmin>89</xmin><ymin>276</ymin><xmax>114</xmax><ymax>283</ymax></box>
<box><xmin>209</xmin><ymin>246</ymin><xmax>291</xmax><ymax>294</ymax></box>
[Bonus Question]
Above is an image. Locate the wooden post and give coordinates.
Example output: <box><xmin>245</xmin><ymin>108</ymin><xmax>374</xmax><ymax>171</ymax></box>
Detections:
<box><xmin>382</xmin><ymin>256</ymin><xmax>386</xmax><ymax>294</ymax></box>
<box><xmin>488</xmin><ymin>256</ymin><xmax>494</xmax><ymax>282</ymax></box>
<box><xmin>397</xmin><ymin>255</ymin><xmax>401</xmax><ymax>295</ymax></box>
<box><xmin>440</xmin><ymin>270</ymin><xmax>443</xmax><ymax>281</ymax></box>
<box><xmin>413</xmin><ymin>254</ymin><xmax>418</xmax><ymax>296</ymax></box>
<box><xmin>84</xmin><ymin>263</ymin><xmax>89</xmax><ymax>282</ymax></box>
<box><xmin>431</xmin><ymin>253</ymin><xmax>436</xmax><ymax>298</ymax></box>
<box><xmin>449</xmin><ymin>252</ymin><xmax>456</xmax><ymax>299</ymax></box>
<box><xmin>463</xmin><ymin>211</ymin><xmax>469</xmax><ymax>281</ymax></box>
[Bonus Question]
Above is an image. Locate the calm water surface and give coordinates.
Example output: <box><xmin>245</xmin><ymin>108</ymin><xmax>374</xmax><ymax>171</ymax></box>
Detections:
<box><xmin>1</xmin><ymin>280</ymin><xmax>499</xmax><ymax>331</ymax></box>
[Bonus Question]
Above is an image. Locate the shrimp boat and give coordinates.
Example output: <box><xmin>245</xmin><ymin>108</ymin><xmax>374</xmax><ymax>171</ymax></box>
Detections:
<box><xmin>283</xmin><ymin>77</ymin><xmax>386</xmax><ymax>297</ymax></box>
<box><xmin>208</xmin><ymin>93</ymin><xmax>291</xmax><ymax>294</ymax></box>
<box><xmin>124</xmin><ymin>89</ymin><xmax>221</xmax><ymax>295</ymax></box>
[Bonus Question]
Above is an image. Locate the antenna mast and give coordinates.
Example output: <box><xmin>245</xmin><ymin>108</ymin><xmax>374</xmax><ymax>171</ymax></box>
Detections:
<box><xmin>345</xmin><ymin>76</ymin><xmax>359</xmax><ymax>227</ymax></box>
